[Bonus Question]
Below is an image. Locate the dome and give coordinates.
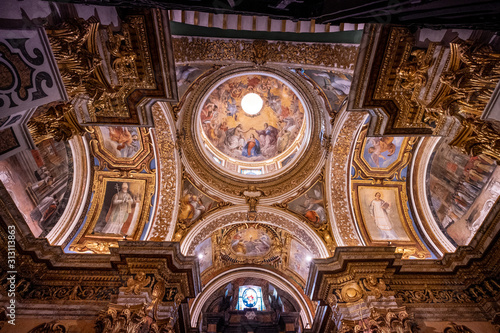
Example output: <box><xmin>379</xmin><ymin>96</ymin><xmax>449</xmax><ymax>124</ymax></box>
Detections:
<box><xmin>196</xmin><ymin>73</ymin><xmax>309</xmax><ymax>177</ymax></box>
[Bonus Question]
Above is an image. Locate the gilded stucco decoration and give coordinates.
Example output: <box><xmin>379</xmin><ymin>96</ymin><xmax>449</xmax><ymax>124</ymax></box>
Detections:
<box><xmin>438</xmin><ymin>39</ymin><xmax>500</xmax><ymax>119</ymax></box>
<box><xmin>348</xmin><ymin>24</ymin><xmax>455</xmax><ymax>136</ymax></box>
<box><xmin>89</xmin><ymin>126</ymin><xmax>154</xmax><ymax>171</ymax></box>
<box><xmin>147</xmin><ymin>102</ymin><xmax>180</xmax><ymax>241</ymax></box>
<box><xmin>326</xmin><ymin>111</ymin><xmax>365</xmax><ymax>246</ymax></box>
<box><xmin>349</xmin><ymin>24</ymin><xmax>500</xmax><ymax>169</ymax></box>
<box><xmin>434</xmin><ymin>39</ymin><xmax>500</xmax><ymax>162</ymax></box>
<box><xmin>27</xmin><ymin>103</ymin><xmax>86</xmax><ymax>143</ymax></box>
<box><xmin>179</xmin><ymin>64</ymin><xmax>326</xmax><ymax>199</ymax></box>
<box><xmin>46</xmin><ymin>9</ymin><xmax>177</xmax><ymax>127</ymax></box>
<box><xmin>173</xmin><ymin>37</ymin><xmax>358</xmax><ymax>70</ymax></box>
<box><xmin>339</xmin><ymin>307</ymin><xmax>419</xmax><ymax>333</ymax></box>
<box><xmin>69</xmin><ymin>170</ymin><xmax>155</xmax><ymax>253</ymax></box>
<box><xmin>96</xmin><ymin>275</ymin><xmax>185</xmax><ymax>333</ymax></box>
<box><xmin>327</xmin><ymin>276</ymin><xmax>392</xmax><ymax>305</ymax></box>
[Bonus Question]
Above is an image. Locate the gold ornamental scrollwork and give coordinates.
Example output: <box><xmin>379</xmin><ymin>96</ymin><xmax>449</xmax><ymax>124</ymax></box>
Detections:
<box><xmin>27</xmin><ymin>103</ymin><xmax>86</xmax><ymax>144</ymax></box>
<box><xmin>123</xmin><ymin>272</ymin><xmax>153</xmax><ymax>295</ymax></box>
<box><xmin>327</xmin><ymin>276</ymin><xmax>392</xmax><ymax>305</ymax></box>
<box><xmin>329</xmin><ymin>112</ymin><xmax>366</xmax><ymax>246</ymax></box>
<box><xmin>436</xmin><ymin>39</ymin><xmax>500</xmax><ymax>119</ymax></box>
<box><xmin>46</xmin><ymin>11</ymin><xmax>174</xmax><ymax>127</ymax></box>
<box><xmin>449</xmin><ymin>118</ymin><xmax>500</xmax><ymax>162</ymax></box>
<box><xmin>339</xmin><ymin>307</ymin><xmax>418</xmax><ymax>333</ymax></box>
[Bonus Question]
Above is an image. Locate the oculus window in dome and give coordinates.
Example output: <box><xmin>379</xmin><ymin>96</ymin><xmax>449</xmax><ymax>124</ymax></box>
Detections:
<box><xmin>198</xmin><ymin>73</ymin><xmax>307</xmax><ymax>176</ymax></box>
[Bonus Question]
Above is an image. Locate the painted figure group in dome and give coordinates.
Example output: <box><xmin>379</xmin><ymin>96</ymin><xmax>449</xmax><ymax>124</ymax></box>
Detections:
<box><xmin>200</xmin><ymin>75</ymin><xmax>305</xmax><ymax>162</ymax></box>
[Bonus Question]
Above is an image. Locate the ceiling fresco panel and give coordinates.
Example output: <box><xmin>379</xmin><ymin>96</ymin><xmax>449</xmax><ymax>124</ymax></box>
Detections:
<box><xmin>69</xmin><ymin>170</ymin><xmax>155</xmax><ymax>253</ymax></box>
<box><xmin>351</xmin><ymin>180</ymin><xmax>429</xmax><ymax>258</ymax></box>
<box><xmin>353</xmin><ymin>125</ymin><xmax>417</xmax><ymax>180</ymax></box>
<box><xmin>302</xmin><ymin>69</ymin><xmax>352</xmax><ymax>114</ymax></box>
<box><xmin>178</xmin><ymin>177</ymin><xmax>220</xmax><ymax>229</ymax></box>
<box><xmin>90</xmin><ymin>126</ymin><xmax>154</xmax><ymax>170</ymax></box>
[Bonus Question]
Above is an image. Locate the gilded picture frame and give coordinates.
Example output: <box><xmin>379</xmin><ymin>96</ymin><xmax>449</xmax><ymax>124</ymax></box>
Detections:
<box><xmin>353</xmin><ymin>126</ymin><xmax>416</xmax><ymax>180</ymax></box>
<box><xmin>69</xmin><ymin>170</ymin><xmax>155</xmax><ymax>253</ymax></box>
<box><xmin>351</xmin><ymin>180</ymin><xmax>429</xmax><ymax>258</ymax></box>
<box><xmin>90</xmin><ymin>126</ymin><xmax>154</xmax><ymax>171</ymax></box>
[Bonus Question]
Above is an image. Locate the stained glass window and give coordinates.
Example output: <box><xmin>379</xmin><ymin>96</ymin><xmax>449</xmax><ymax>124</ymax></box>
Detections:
<box><xmin>237</xmin><ymin>285</ymin><xmax>265</xmax><ymax>311</ymax></box>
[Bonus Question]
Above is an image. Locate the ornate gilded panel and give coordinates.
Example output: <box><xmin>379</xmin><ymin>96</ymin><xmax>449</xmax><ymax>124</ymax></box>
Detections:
<box><xmin>352</xmin><ymin>126</ymin><xmax>417</xmax><ymax>180</ymax></box>
<box><xmin>173</xmin><ymin>37</ymin><xmax>358</xmax><ymax>70</ymax></box>
<box><xmin>89</xmin><ymin>126</ymin><xmax>154</xmax><ymax>171</ymax></box>
<box><xmin>46</xmin><ymin>9</ymin><xmax>177</xmax><ymax>127</ymax></box>
<box><xmin>0</xmin><ymin>28</ymin><xmax>67</xmax><ymax>117</ymax></box>
<box><xmin>69</xmin><ymin>170</ymin><xmax>155</xmax><ymax>253</ymax></box>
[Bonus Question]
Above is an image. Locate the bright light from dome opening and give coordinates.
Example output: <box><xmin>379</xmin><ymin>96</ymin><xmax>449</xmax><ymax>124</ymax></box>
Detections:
<box><xmin>241</xmin><ymin>93</ymin><xmax>263</xmax><ymax>115</ymax></box>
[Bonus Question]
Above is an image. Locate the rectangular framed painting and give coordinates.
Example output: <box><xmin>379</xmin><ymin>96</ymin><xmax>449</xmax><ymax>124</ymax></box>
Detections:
<box><xmin>70</xmin><ymin>171</ymin><xmax>155</xmax><ymax>253</ymax></box>
<box><xmin>352</xmin><ymin>182</ymin><xmax>412</xmax><ymax>244</ymax></box>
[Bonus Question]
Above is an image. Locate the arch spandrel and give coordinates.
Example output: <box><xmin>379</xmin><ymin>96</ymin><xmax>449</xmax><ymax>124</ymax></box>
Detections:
<box><xmin>180</xmin><ymin>205</ymin><xmax>329</xmax><ymax>259</ymax></box>
<box><xmin>178</xmin><ymin>64</ymin><xmax>326</xmax><ymax>201</ymax></box>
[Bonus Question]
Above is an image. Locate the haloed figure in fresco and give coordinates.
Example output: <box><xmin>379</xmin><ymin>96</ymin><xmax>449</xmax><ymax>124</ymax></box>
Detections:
<box><xmin>370</xmin><ymin>192</ymin><xmax>398</xmax><ymax>240</ymax></box>
<box><xmin>102</xmin><ymin>182</ymin><xmax>139</xmax><ymax>235</ymax></box>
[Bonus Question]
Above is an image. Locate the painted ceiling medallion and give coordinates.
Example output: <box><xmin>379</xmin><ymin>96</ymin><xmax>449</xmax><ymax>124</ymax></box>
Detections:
<box><xmin>198</xmin><ymin>73</ymin><xmax>307</xmax><ymax>176</ymax></box>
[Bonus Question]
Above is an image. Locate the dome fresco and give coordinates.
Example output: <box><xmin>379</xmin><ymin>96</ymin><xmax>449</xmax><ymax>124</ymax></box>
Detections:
<box><xmin>199</xmin><ymin>74</ymin><xmax>306</xmax><ymax>168</ymax></box>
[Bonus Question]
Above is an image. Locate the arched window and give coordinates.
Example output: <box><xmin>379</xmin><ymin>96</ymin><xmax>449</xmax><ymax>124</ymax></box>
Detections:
<box><xmin>237</xmin><ymin>285</ymin><xmax>265</xmax><ymax>311</ymax></box>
